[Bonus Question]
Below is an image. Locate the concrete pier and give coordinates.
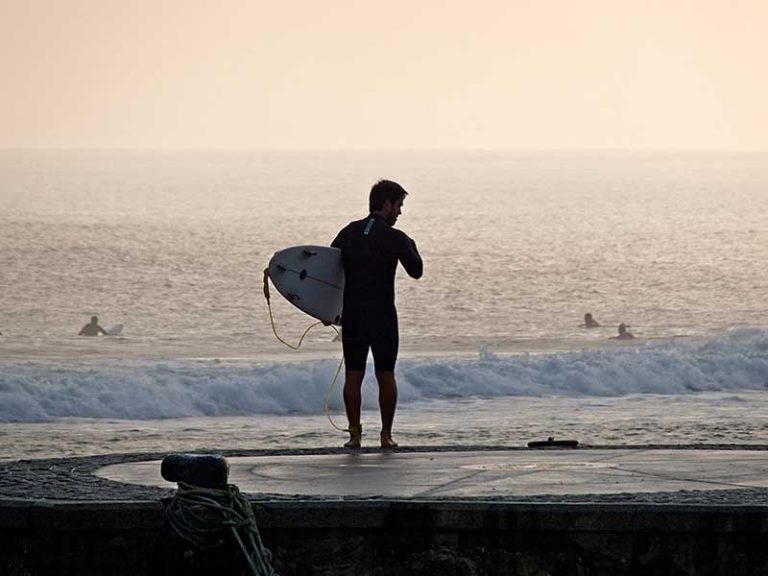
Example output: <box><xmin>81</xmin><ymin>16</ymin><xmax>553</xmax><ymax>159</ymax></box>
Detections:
<box><xmin>2</xmin><ymin>445</ymin><xmax>768</xmax><ymax>575</ymax></box>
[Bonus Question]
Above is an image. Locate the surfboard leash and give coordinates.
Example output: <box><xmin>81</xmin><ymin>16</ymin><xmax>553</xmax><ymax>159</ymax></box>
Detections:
<box><xmin>262</xmin><ymin>267</ymin><xmax>322</xmax><ymax>350</ymax></box>
<box><xmin>262</xmin><ymin>268</ymin><xmax>349</xmax><ymax>433</ymax></box>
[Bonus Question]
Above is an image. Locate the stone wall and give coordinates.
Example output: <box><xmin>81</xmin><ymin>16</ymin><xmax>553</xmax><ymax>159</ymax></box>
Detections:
<box><xmin>2</xmin><ymin>499</ymin><xmax>768</xmax><ymax>575</ymax></box>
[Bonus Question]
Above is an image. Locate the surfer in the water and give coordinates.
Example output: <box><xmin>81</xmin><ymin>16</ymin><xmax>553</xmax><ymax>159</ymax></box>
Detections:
<box><xmin>78</xmin><ymin>316</ymin><xmax>109</xmax><ymax>336</ymax></box>
<box><xmin>615</xmin><ymin>323</ymin><xmax>634</xmax><ymax>340</ymax></box>
<box><xmin>582</xmin><ymin>313</ymin><xmax>600</xmax><ymax>328</ymax></box>
<box><xmin>332</xmin><ymin>180</ymin><xmax>423</xmax><ymax>449</ymax></box>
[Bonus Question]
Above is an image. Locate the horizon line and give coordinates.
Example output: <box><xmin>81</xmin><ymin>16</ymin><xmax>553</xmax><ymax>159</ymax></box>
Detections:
<box><xmin>1</xmin><ymin>146</ymin><xmax>767</xmax><ymax>154</ymax></box>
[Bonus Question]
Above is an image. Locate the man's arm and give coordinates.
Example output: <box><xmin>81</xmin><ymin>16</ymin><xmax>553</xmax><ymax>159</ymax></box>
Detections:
<box><xmin>398</xmin><ymin>233</ymin><xmax>423</xmax><ymax>279</ymax></box>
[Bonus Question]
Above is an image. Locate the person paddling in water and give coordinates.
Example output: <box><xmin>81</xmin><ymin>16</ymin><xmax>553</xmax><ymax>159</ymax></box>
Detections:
<box><xmin>331</xmin><ymin>180</ymin><xmax>423</xmax><ymax>449</ymax></box>
<box><xmin>582</xmin><ymin>313</ymin><xmax>600</xmax><ymax>328</ymax></box>
<box><xmin>78</xmin><ymin>316</ymin><xmax>109</xmax><ymax>336</ymax></box>
<box><xmin>615</xmin><ymin>323</ymin><xmax>634</xmax><ymax>340</ymax></box>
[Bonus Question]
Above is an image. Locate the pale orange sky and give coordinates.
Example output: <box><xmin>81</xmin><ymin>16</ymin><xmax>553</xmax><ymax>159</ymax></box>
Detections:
<box><xmin>1</xmin><ymin>0</ymin><xmax>766</xmax><ymax>150</ymax></box>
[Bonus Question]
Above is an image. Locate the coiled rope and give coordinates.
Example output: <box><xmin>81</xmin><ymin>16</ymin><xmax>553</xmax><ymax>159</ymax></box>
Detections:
<box><xmin>262</xmin><ymin>268</ymin><xmax>348</xmax><ymax>433</ymax></box>
<box><xmin>165</xmin><ymin>481</ymin><xmax>276</xmax><ymax>576</ymax></box>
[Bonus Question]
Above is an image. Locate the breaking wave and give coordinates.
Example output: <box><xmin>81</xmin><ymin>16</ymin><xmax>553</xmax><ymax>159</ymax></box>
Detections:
<box><xmin>1</xmin><ymin>328</ymin><xmax>767</xmax><ymax>422</ymax></box>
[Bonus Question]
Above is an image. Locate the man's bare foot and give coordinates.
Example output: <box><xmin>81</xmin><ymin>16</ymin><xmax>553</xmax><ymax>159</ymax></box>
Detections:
<box><xmin>344</xmin><ymin>435</ymin><xmax>361</xmax><ymax>449</ymax></box>
<box><xmin>380</xmin><ymin>433</ymin><xmax>398</xmax><ymax>449</ymax></box>
<box><xmin>344</xmin><ymin>424</ymin><xmax>362</xmax><ymax>449</ymax></box>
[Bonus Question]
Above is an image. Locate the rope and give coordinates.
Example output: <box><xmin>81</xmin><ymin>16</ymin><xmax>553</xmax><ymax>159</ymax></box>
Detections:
<box><xmin>165</xmin><ymin>482</ymin><xmax>276</xmax><ymax>576</ymax></box>
<box><xmin>263</xmin><ymin>268</ymin><xmax>349</xmax><ymax>433</ymax></box>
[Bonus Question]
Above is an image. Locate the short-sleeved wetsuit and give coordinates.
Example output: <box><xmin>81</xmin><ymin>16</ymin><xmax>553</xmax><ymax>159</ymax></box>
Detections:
<box><xmin>331</xmin><ymin>213</ymin><xmax>423</xmax><ymax>371</ymax></box>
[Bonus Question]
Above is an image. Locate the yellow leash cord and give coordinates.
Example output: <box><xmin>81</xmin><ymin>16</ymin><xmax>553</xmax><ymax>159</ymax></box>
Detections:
<box><xmin>262</xmin><ymin>268</ymin><xmax>348</xmax><ymax>433</ymax></box>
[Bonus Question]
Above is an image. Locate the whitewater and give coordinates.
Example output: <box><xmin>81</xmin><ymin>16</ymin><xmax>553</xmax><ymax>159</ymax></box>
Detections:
<box><xmin>2</xmin><ymin>328</ymin><xmax>768</xmax><ymax>423</ymax></box>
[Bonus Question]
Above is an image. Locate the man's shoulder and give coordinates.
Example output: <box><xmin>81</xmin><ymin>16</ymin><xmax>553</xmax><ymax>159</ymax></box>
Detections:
<box><xmin>334</xmin><ymin>218</ymin><xmax>363</xmax><ymax>239</ymax></box>
<box><xmin>379</xmin><ymin>225</ymin><xmax>411</xmax><ymax>247</ymax></box>
<box><xmin>333</xmin><ymin>217</ymin><xmax>363</xmax><ymax>248</ymax></box>
<box><xmin>340</xmin><ymin>217</ymin><xmax>370</xmax><ymax>231</ymax></box>
<box><xmin>386</xmin><ymin>226</ymin><xmax>409</xmax><ymax>240</ymax></box>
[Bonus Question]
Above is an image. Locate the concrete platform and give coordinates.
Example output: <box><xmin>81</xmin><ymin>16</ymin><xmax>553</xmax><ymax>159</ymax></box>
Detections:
<box><xmin>3</xmin><ymin>447</ymin><xmax>768</xmax><ymax>575</ymax></box>
<box><xmin>96</xmin><ymin>448</ymin><xmax>768</xmax><ymax>499</ymax></box>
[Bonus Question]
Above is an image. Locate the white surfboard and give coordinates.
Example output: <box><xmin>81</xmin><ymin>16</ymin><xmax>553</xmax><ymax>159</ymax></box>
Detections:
<box><xmin>106</xmin><ymin>324</ymin><xmax>124</xmax><ymax>336</ymax></box>
<box><xmin>267</xmin><ymin>245</ymin><xmax>344</xmax><ymax>326</ymax></box>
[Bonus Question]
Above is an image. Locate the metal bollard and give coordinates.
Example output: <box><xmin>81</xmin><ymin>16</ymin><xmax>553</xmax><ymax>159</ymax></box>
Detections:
<box><xmin>161</xmin><ymin>453</ymin><xmax>230</xmax><ymax>489</ymax></box>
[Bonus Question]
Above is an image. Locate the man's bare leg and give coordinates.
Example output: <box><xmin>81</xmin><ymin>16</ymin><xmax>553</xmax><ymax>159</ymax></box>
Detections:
<box><xmin>343</xmin><ymin>370</ymin><xmax>365</xmax><ymax>448</ymax></box>
<box><xmin>375</xmin><ymin>370</ymin><xmax>398</xmax><ymax>448</ymax></box>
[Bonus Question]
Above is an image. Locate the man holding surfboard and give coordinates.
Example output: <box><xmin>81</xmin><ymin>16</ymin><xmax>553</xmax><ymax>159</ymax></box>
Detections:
<box><xmin>331</xmin><ymin>180</ymin><xmax>423</xmax><ymax>449</ymax></box>
<box><xmin>78</xmin><ymin>315</ymin><xmax>109</xmax><ymax>336</ymax></box>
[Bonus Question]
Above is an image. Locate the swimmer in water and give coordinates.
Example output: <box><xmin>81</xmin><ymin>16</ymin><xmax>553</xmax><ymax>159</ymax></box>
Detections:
<box><xmin>78</xmin><ymin>316</ymin><xmax>109</xmax><ymax>336</ymax></box>
<box><xmin>615</xmin><ymin>323</ymin><xmax>634</xmax><ymax>340</ymax></box>
<box><xmin>582</xmin><ymin>313</ymin><xmax>600</xmax><ymax>328</ymax></box>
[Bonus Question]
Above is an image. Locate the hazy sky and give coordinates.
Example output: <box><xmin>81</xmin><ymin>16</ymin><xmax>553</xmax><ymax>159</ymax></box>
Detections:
<box><xmin>2</xmin><ymin>0</ymin><xmax>766</xmax><ymax>150</ymax></box>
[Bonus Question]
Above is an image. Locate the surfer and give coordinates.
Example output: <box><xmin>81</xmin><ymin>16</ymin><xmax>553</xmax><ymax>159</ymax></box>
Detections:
<box><xmin>582</xmin><ymin>313</ymin><xmax>600</xmax><ymax>328</ymax></box>
<box><xmin>615</xmin><ymin>323</ymin><xmax>634</xmax><ymax>340</ymax></box>
<box><xmin>331</xmin><ymin>180</ymin><xmax>423</xmax><ymax>449</ymax></box>
<box><xmin>78</xmin><ymin>316</ymin><xmax>109</xmax><ymax>336</ymax></box>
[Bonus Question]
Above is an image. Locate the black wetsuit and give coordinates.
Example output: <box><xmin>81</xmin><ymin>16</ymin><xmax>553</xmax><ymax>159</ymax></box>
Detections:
<box><xmin>331</xmin><ymin>213</ymin><xmax>423</xmax><ymax>371</ymax></box>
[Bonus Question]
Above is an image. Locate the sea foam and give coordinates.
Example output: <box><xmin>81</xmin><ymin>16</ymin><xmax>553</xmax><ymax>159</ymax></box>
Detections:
<box><xmin>0</xmin><ymin>328</ymin><xmax>766</xmax><ymax>423</ymax></box>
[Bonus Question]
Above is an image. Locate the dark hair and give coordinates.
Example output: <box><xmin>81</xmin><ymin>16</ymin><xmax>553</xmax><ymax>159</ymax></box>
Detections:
<box><xmin>369</xmin><ymin>180</ymin><xmax>408</xmax><ymax>212</ymax></box>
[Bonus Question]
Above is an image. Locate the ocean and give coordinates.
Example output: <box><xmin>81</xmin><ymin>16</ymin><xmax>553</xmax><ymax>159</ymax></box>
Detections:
<box><xmin>1</xmin><ymin>150</ymin><xmax>767</xmax><ymax>461</ymax></box>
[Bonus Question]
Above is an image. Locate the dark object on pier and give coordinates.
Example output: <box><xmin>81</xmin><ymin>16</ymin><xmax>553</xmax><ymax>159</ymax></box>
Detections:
<box><xmin>527</xmin><ymin>437</ymin><xmax>579</xmax><ymax>448</ymax></box>
<box><xmin>161</xmin><ymin>453</ymin><xmax>230</xmax><ymax>489</ymax></box>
